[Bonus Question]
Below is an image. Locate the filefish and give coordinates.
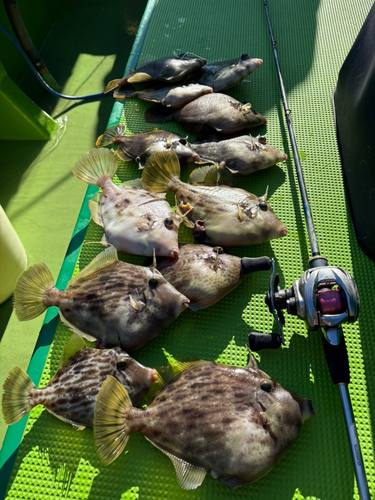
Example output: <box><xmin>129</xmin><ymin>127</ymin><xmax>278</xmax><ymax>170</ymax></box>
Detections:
<box><xmin>13</xmin><ymin>245</ymin><xmax>190</xmax><ymax>352</ymax></box>
<box><xmin>188</xmin><ymin>54</ymin><xmax>263</xmax><ymax>92</ymax></box>
<box><xmin>93</xmin><ymin>355</ymin><xmax>315</xmax><ymax>489</ymax></box>
<box><xmin>141</xmin><ymin>151</ymin><xmax>288</xmax><ymax>247</ymax></box>
<box><xmin>145</xmin><ymin>93</ymin><xmax>267</xmax><ymax>134</ymax></box>
<box><xmin>156</xmin><ymin>243</ymin><xmax>271</xmax><ymax>310</ymax></box>
<box><xmin>192</xmin><ymin>134</ymin><xmax>288</xmax><ymax>175</ymax></box>
<box><xmin>2</xmin><ymin>334</ymin><xmax>157</xmax><ymax>429</ymax></box>
<box><xmin>105</xmin><ymin>53</ymin><xmax>207</xmax><ymax>93</ymax></box>
<box><xmin>114</xmin><ymin>83</ymin><xmax>213</xmax><ymax>108</ymax></box>
<box><xmin>73</xmin><ymin>147</ymin><xmax>181</xmax><ymax>257</ymax></box>
<box><xmin>96</xmin><ymin>124</ymin><xmax>200</xmax><ymax>168</ymax></box>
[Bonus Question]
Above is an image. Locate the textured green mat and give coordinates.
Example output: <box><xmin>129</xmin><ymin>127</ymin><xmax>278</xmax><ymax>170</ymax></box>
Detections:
<box><xmin>1</xmin><ymin>0</ymin><xmax>375</xmax><ymax>499</ymax></box>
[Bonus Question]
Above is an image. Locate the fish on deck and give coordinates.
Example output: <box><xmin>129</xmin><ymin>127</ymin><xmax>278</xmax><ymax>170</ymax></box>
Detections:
<box><xmin>156</xmin><ymin>243</ymin><xmax>271</xmax><ymax>311</ymax></box>
<box><xmin>93</xmin><ymin>355</ymin><xmax>315</xmax><ymax>489</ymax></box>
<box><xmin>141</xmin><ymin>151</ymin><xmax>288</xmax><ymax>247</ymax></box>
<box><xmin>145</xmin><ymin>93</ymin><xmax>267</xmax><ymax>134</ymax></box>
<box><xmin>96</xmin><ymin>124</ymin><xmax>200</xmax><ymax>168</ymax></box>
<box><xmin>113</xmin><ymin>83</ymin><xmax>213</xmax><ymax>108</ymax></box>
<box><xmin>2</xmin><ymin>333</ymin><xmax>157</xmax><ymax>429</ymax></box>
<box><xmin>13</xmin><ymin>245</ymin><xmax>190</xmax><ymax>352</ymax></box>
<box><xmin>73</xmin><ymin>147</ymin><xmax>181</xmax><ymax>257</ymax></box>
<box><xmin>192</xmin><ymin>134</ymin><xmax>288</xmax><ymax>175</ymax></box>
<box><xmin>105</xmin><ymin>53</ymin><xmax>207</xmax><ymax>93</ymax></box>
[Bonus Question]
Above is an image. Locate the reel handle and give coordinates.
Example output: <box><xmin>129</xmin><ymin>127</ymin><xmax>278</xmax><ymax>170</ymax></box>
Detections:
<box><xmin>241</xmin><ymin>256</ymin><xmax>272</xmax><ymax>274</ymax></box>
<box><xmin>248</xmin><ymin>331</ymin><xmax>282</xmax><ymax>351</ymax></box>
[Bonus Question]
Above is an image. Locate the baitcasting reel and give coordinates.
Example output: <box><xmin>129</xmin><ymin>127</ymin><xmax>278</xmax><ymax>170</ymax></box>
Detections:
<box><xmin>249</xmin><ymin>257</ymin><xmax>360</xmax><ymax>351</ymax></box>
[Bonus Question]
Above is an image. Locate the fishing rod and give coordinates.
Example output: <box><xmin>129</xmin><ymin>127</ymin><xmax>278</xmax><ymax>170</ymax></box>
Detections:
<box><xmin>249</xmin><ymin>2</ymin><xmax>371</xmax><ymax>499</ymax></box>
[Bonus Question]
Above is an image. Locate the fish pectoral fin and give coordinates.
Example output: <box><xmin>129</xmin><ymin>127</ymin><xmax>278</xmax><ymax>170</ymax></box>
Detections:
<box><xmin>88</xmin><ymin>199</ymin><xmax>103</xmax><ymax>227</ymax></box>
<box><xmin>45</xmin><ymin>407</ymin><xmax>86</xmax><ymax>431</ymax></box>
<box><xmin>237</xmin><ymin>205</ymin><xmax>246</xmax><ymax>221</ymax></box>
<box><xmin>129</xmin><ymin>291</ymin><xmax>146</xmax><ymax>311</ymax></box>
<box><xmin>59</xmin><ymin>311</ymin><xmax>97</xmax><ymax>343</ymax></box>
<box><xmin>176</xmin><ymin>202</ymin><xmax>195</xmax><ymax>228</ymax></box>
<box><xmin>145</xmin><ymin>437</ymin><xmax>206</xmax><ymax>490</ymax></box>
<box><xmin>136</xmin><ymin>218</ymin><xmax>150</xmax><ymax>231</ymax></box>
<box><xmin>67</xmin><ymin>245</ymin><xmax>118</xmax><ymax>287</ymax></box>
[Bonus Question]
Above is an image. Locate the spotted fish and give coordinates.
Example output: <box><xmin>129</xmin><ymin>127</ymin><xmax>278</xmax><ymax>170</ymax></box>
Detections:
<box><xmin>113</xmin><ymin>83</ymin><xmax>213</xmax><ymax>108</ymax></box>
<box><xmin>156</xmin><ymin>243</ymin><xmax>271</xmax><ymax>310</ymax></box>
<box><xmin>93</xmin><ymin>355</ymin><xmax>315</xmax><ymax>489</ymax></box>
<box><xmin>73</xmin><ymin>147</ymin><xmax>181</xmax><ymax>257</ymax></box>
<box><xmin>13</xmin><ymin>245</ymin><xmax>190</xmax><ymax>352</ymax></box>
<box><xmin>145</xmin><ymin>93</ymin><xmax>267</xmax><ymax>134</ymax></box>
<box><xmin>104</xmin><ymin>53</ymin><xmax>207</xmax><ymax>93</ymax></box>
<box><xmin>188</xmin><ymin>54</ymin><xmax>263</xmax><ymax>92</ymax></box>
<box><xmin>95</xmin><ymin>124</ymin><xmax>200</xmax><ymax>168</ymax></box>
<box><xmin>141</xmin><ymin>151</ymin><xmax>288</xmax><ymax>247</ymax></box>
<box><xmin>2</xmin><ymin>334</ymin><xmax>157</xmax><ymax>429</ymax></box>
<box><xmin>192</xmin><ymin>134</ymin><xmax>288</xmax><ymax>175</ymax></box>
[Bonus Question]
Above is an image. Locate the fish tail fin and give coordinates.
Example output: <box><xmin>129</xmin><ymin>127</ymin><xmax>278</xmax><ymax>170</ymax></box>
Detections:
<box><xmin>113</xmin><ymin>87</ymin><xmax>137</xmax><ymax>100</ymax></box>
<box><xmin>13</xmin><ymin>263</ymin><xmax>54</xmax><ymax>321</ymax></box>
<box><xmin>95</xmin><ymin>124</ymin><xmax>126</xmax><ymax>148</ymax></box>
<box><xmin>145</xmin><ymin>104</ymin><xmax>175</xmax><ymax>124</ymax></box>
<box><xmin>142</xmin><ymin>151</ymin><xmax>180</xmax><ymax>193</ymax></box>
<box><xmin>2</xmin><ymin>366</ymin><xmax>35</xmax><ymax>424</ymax></box>
<box><xmin>72</xmin><ymin>148</ymin><xmax>118</xmax><ymax>185</ymax></box>
<box><xmin>104</xmin><ymin>78</ymin><xmax>123</xmax><ymax>93</ymax></box>
<box><xmin>94</xmin><ymin>376</ymin><xmax>133</xmax><ymax>465</ymax></box>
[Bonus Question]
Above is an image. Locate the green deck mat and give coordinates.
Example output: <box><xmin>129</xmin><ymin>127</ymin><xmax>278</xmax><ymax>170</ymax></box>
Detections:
<box><xmin>1</xmin><ymin>0</ymin><xmax>375</xmax><ymax>499</ymax></box>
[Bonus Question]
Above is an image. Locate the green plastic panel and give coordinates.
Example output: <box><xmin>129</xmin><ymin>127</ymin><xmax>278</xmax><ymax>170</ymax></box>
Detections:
<box><xmin>1</xmin><ymin>0</ymin><xmax>375</xmax><ymax>499</ymax></box>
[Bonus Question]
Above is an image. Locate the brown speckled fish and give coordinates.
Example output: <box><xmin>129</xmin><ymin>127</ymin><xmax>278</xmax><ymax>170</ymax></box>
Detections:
<box><xmin>104</xmin><ymin>53</ymin><xmax>207</xmax><ymax>93</ymax></box>
<box><xmin>156</xmin><ymin>243</ymin><xmax>271</xmax><ymax>310</ymax></box>
<box><xmin>73</xmin><ymin>147</ymin><xmax>181</xmax><ymax>257</ymax></box>
<box><xmin>192</xmin><ymin>134</ymin><xmax>288</xmax><ymax>175</ymax></box>
<box><xmin>13</xmin><ymin>245</ymin><xmax>190</xmax><ymax>352</ymax></box>
<box><xmin>141</xmin><ymin>151</ymin><xmax>288</xmax><ymax>247</ymax></box>
<box><xmin>2</xmin><ymin>334</ymin><xmax>157</xmax><ymax>429</ymax></box>
<box><xmin>93</xmin><ymin>355</ymin><xmax>315</xmax><ymax>489</ymax></box>
<box><xmin>95</xmin><ymin>124</ymin><xmax>200</xmax><ymax>168</ymax></box>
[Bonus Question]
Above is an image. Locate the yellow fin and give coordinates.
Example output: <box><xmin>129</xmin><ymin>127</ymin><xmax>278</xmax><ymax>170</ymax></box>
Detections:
<box><xmin>127</xmin><ymin>72</ymin><xmax>154</xmax><ymax>83</ymax></box>
<box><xmin>188</xmin><ymin>163</ymin><xmax>234</xmax><ymax>186</ymax></box>
<box><xmin>104</xmin><ymin>78</ymin><xmax>122</xmax><ymax>93</ymax></box>
<box><xmin>58</xmin><ymin>311</ymin><xmax>97</xmax><ymax>343</ymax></box>
<box><xmin>94</xmin><ymin>376</ymin><xmax>132</xmax><ymax>465</ymax></box>
<box><xmin>13</xmin><ymin>262</ymin><xmax>54</xmax><ymax>321</ymax></box>
<box><xmin>2</xmin><ymin>366</ymin><xmax>35</xmax><ymax>424</ymax></box>
<box><xmin>67</xmin><ymin>245</ymin><xmax>118</xmax><ymax>288</ymax></box>
<box><xmin>88</xmin><ymin>198</ymin><xmax>103</xmax><ymax>227</ymax></box>
<box><xmin>96</xmin><ymin>124</ymin><xmax>126</xmax><ymax>148</ymax></box>
<box><xmin>72</xmin><ymin>148</ymin><xmax>118</xmax><ymax>186</ymax></box>
<box><xmin>145</xmin><ymin>437</ymin><xmax>206</xmax><ymax>490</ymax></box>
<box><xmin>176</xmin><ymin>202</ymin><xmax>194</xmax><ymax>228</ymax></box>
<box><xmin>120</xmin><ymin>178</ymin><xmax>143</xmax><ymax>189</ymax></box>
<box><xmin>129</xmin><ymin>291</ymin><xmax>146</xmax><ymax>311</ymax></box>
<box><xmin>142</xmin><ymin>151</ymin><xmax>180</xmax><ymax>193</ymax></box>
<box><xmin>61</xmin><ymin>333</ymin><xmax>86</xmax><ymax>366</ymax></box>
<box><xmin>45</xmin><ymin>407</ymin><xmax>86</xmax><ymax>430</ymax></box>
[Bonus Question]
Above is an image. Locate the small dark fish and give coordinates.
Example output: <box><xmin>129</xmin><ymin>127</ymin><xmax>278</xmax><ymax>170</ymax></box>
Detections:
<box><xmin>93</xmin><ymin>355</ymin><xmax>315</xmax><ymax>489</ymax></box>
<box><xmin>145</xmin><ymin>93</ymin><xmax>267</xmax><ymax>134</ymax></box>
<box><xmin>2</xmin><ymin>334</ymin><xmax>157</xmax><ymax>429</ymax></box>
<box><xmin>156</xmin><ymin>243</ymin><xmax>271</xmax><ymax>310</ymax></box>
<box><xmin>13</xmin><ymin>245</ymin><xmax>190</xmax><ymax>352</ymax></box>
<box><xmin>114</xmin><ymin>83</ymin><xmax>213</xmax><ymax>107</ymax></box>
<box><xmin>189</xmin><ymin>54</ymin><xmax>263</xmax><ymax>92</ymax></box>
<box><xmin>96</xmin><ymin>124</ymin><xmax>200</xmax><ymax>168</ymax></box>
<box><xmin>105</xmin><ymin>53</ymin><xmax>207</xmax><ymax>93</ymax></box>
<box><xmin>192</xmin><ymin>134</ymin><xmax>287</xmax><ymax>174</ymax></box>
<box><xmin>141</xmin><ymin>151</ymin><xmax>288</xmax><ymax>247</ymax></box>
<box><xmin>73</xmin><ymin>148</ymin><xmax>182</xmax><ymax>257</ymax></box>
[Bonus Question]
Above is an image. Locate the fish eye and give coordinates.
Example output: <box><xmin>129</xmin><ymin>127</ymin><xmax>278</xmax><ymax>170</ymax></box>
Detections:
<box><xmin>117</xmin><ymin>360</ymin><xmax>128</xmax><ymax>370</ymax></box>
<box><xmin>149</xmin><ymin>278</ymin><xmax>159</xmax><ymax>289</ymax></box>
<box><xmin>259</xmin><ymin>202</ymin><xmax>268</xmax><ymax>211</ymax></box>
<box><xmin>258</xmin><ymin>136</ymin><xmax>267</xmax><ymax>144</ymax></box>
<box><xmin>179</xmin><ymin>138</ymin><xmax>187</xmax><ymax>145</ymax></box>
<box><xmin>164</xmin><ymin>217</ymin><xmax>174</xmax><ymax>229</ymax></box>
<box><xmin>213</xmin><ymin>246</ymin><xmax>224</xmax><ymax>254</ymax></box>
<box><xmin>260</xmin><ymin>380</ymin><xmax>272</xmax><ymax>392</ymax></box>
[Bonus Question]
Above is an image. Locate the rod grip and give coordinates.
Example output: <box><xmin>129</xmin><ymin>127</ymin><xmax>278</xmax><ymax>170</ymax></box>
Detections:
<box><xmin>321</xmin><ymin>333</ymin><xmax>350</xmax><ymax>385</ymax></box>
<box><xmin>241</xmin><ymin>256</ymin><xmax>272</xmax><ymax>274</ymax></box>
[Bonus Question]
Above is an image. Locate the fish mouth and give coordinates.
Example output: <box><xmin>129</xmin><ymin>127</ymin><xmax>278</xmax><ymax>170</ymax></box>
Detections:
<box><xmin>170</xmin><ymin>248</ymin><xmax>180</xmax><ymax>258</ymax></box>
<box><xmin>283</xmin><ymin>153</ymin><xmax>288</xmax><ymax>160</ymax></box>
<box><xmin>151</xmin><ymin>369</ymin><xmax>158</xmax><ymax>385</ymax></box>
<box><xmin>280</xmin><ymin>226</ymin><xmax>289</xmax><ymax>237</ymax></box>
<box><xmin>181</xmin><ymin>297</ymin><xmax>190</xmax><ymax>309</ymax></box>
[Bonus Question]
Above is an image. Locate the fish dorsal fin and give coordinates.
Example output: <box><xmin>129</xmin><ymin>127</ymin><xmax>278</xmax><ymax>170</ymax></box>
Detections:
<box><xmin>167</xmin><ymin>357</ymin><xmax>203</xmax><ymax>377</ymax></box>
<box><xmin>58</xmin><ymin>311</ymin><xmax>97</xmax><ymax>343</ymax></box>
<box><xmin>67</xmin><ymin>245</ymin><xmax>118</xmax><ymax>288</ymax></box>
<box><xmin>128</xmin><ymin>72</ymin><xmax>154</xmax><ymax>83</ymax></box>
<box><xmin>88</xmin><ymin>198</ymin><xmax>103</xmax><ymax>227</ymax></box>
<box><xmin>120</xmin><ymin>178</ymin><xmax>143</xmax><ymax>189</ymax></box>
<box><xmin>188</xmin><ymin>163</ymin><xmax>234</xmax><ymax>186</ymax></box>
<box><xmin>45</xmin><ymin>407</ymin><xmax>86</xmax><ymax>431</ymax></box>
<box><xmin>61</xmin><ymin>333</ymin><xmax>86</xmax><ymax>366</ymax></box>
<box><xmin>145</xmin><ymin>437</ymin><xmax>206</xmax><ymax>490</ymax></box>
